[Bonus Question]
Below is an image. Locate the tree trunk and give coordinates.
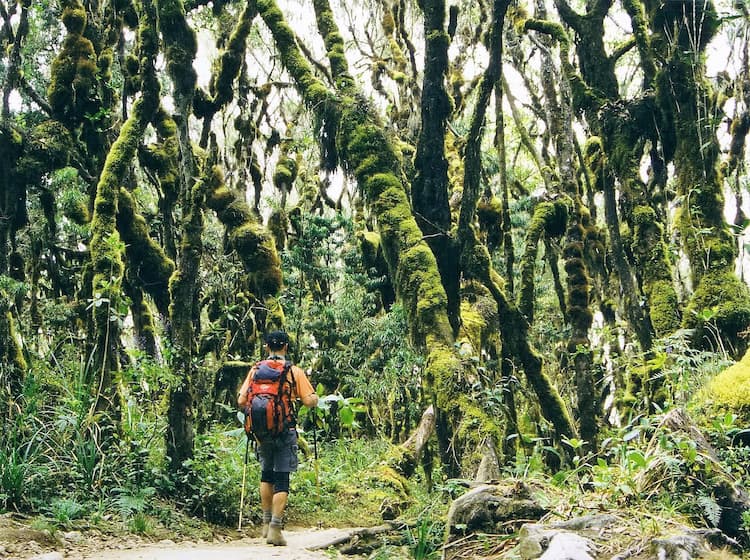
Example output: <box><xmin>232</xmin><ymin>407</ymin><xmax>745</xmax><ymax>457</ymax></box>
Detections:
<box><xmin>159</xmin><ymin>0</ymin><xmax>200</xmax><ymax>474</ymax></box>
<box><xmin>651</xmin><ymin>0</ymin><xmax>750</xmax><ymax>357</ymax></box>
<box><xmin>412</xmin><ymin>0</ymin><xmax>460</xmax><ymax>335</ymax></box>
<box><xmin>88</xmin><ymin>0</ymin><xmax>160</xmax><ymax>424</ymax></box>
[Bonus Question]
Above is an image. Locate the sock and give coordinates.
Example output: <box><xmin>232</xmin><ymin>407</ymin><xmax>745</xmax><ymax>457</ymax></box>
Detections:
<box><xmin>263</xmin><ymin>511</ymin><xmax>272</xmax><ymax>524</ymax></box>
<box><xmin>270</xmin><ymin>515</ymin><xmax>283</xmax><ymax>527</ymax></box>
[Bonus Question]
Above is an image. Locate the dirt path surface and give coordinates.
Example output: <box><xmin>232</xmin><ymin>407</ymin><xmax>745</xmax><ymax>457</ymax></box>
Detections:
<box><xmin>68</xmin><ymin>528</ymin><xmax>354</xmax><ymax>560</ymax></box>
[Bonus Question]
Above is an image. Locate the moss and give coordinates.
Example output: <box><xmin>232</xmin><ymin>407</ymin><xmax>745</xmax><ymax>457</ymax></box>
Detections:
<box><xmin>272</xmin><ymin>147</ymin><xmax>298</xmax><ymax>191</ymax></box>
<box><xmin>477</xmin><ymin>196</ymin><xmax>502</xmax><ymax>249</ymax></box>
<box><xmin>61</xmin><ymin>189</ymin><xmax>90</xmax><ymax>225</ymax></box>
<box><xmin>523</xmin><ymin>18</ymin><xmax>570</xmax><ymax>49</ymax></box>
<box><xmin>706</xmin><ymin>350</ymin><xmax>750</xmax><ymax>411</ymax></box>
<box><xmin>0</xmin><ymin>303</ymin><xmax>27</xmax><ymax>387</ymax></box>
<box><xmin>519</xmin><ymin>201</ymin><xmax>555</xmax><ymax>322</ymax></box>
<box><xmin>382</xmin><ymin>10</ymin><xmax>395</xmax><ymax>35</ymax></box>
<box><xmin>427</xmin><ymin>343</ymin><xmax>462</xmax><ymax>413</ymax></box>
<box><xmin>683</xmin><ymin>270</ymin><xmax>750</xmax><ymax>357</ymax></box>
<box><xmin>61</xmin><ymin>3</ymin><xmax>86</xmax><ymax>35</ymax></box>
<box><xmin>458</xmin><ymin>301</ymin><xmax>486</xmax><ymax>355</ymax></box>
<box><xmin>345</xmin><ymin>123</ymin><xmax>401</xmax><ymax>182</ymax></box>
<box><xmin>629</xmin><ymin>202</ymin><xmax>680</xmax><ymax>336</ymax></box>
<box><xmin>267</xmin><ymin>208</ymin><xmax>288</xmax><ymax>250</ymax></box>
<box><xmin>98</xmin><ymin>48</ymin><xmax>113</xmax><ymax>78</ymax></box>
<box><xmin>16</xmin><ymin>120</ymin><xmax>72</xmax><ymax>183</ymax></box>
<box><xmin>312</xmin><ymin>0</ymin><xmax>353</xmax><ymax>86</ymax></box>
<box><xmin>117</xmin><ymin>188</ymin><xmax>176</xmax><ymax>316</ymax></box>
<box><xmin>48</xmin><ymin>2</ymin><xmax>99</xmax><ymax>128</ymax></box>
<box><xmin>158</xmin><ymin>0</ymin><xmax>198</xmax><ymax>97</ymax></box>
<box><xmin>383</xmin><ymin>445</ymin><xmax>417</xmax><ymax>479</ymax></box>
<box><xmin>140</xmin><ymin>108</ymin><xmax>180</xmax><ymax>204</ymax></box>
<box><xmin>125</xmin><ymin>53</ymin><xmax>140</xmax><ymax>75</ymax></box>
<box><xmin>648</xmin><ymin>279</ymin><xmax>680</xmax><ymax>336</ymax></box>
<box><xmin>396</xmin><ymin>243</ymin><xmax>451</xmax><ymax>343</ymax></box>
<box><xmin>205</xmin><ymin>166</ymin><xmax>283</xmax><ymax>297</ymax></box>
<box><xmin>457</xmin><ymin>400</ymin><xmax>503</xmax><ymax>450</ymax></box>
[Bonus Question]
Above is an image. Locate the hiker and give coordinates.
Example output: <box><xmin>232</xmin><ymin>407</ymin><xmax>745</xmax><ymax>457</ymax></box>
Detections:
<box><xmin>237</xmin><ymin>330</ymin><xmax>318</xmax><ymax>546</ymax></box>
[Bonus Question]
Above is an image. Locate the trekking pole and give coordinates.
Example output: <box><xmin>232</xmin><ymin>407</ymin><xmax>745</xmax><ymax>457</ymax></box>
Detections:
<box><xmin>238</xmin><ymin>433</ymin><xmax>250</xmax><ymax>531</ymax></box>
<box><xmin>311</xmin><ymin>406</ymin><xmax>320</xmax><ymax>506</ymax></box>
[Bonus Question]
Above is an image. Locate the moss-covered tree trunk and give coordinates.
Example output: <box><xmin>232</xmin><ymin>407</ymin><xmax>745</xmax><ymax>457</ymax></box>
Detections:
<box><xmin>411</xmin><ymin>0</ymin><xmax>462</xmax><ymax>474</ymax></box>
<box><xmin>524</xmin><ymin>8</ymin><xmax>598</xmax><ymax>450</ymax></box>
<box><xmin>0</xmin><ymin>299</ymin><xmax>27</xmax><ymax>399</ymax></box>
<box><xmin>460</xmin><ymin>0</ymin><xmax>577</xmax><ymax>452</ymax></box>
<box><xmin>555</xmin><ymin>0</ymin><xmax>677</xmax><ymax>358</ymax></box>
<box><xmin>87</xmin><ymin>0</ymin><xmax>159</xmax><ymax>421</ymax></box>
<box><xmin>167</xmin><ymin>177</ymin><xmax>204</xmax><ymax>472</ymax></box>
<box><xmin>0</xmin><ymin>124</ymin><xmax>26</xmax><ymax>274</ymax></box>
<box><xmin>159</xmin><ymin>0</ymin><xmax>200</xmax><ymax>474</ymax></box>
<box><xmin>412</xmin><ymin>0</ymin><xmax>460</xmax><ymax>336</ymax></box>
<box><xmin>647</xmin><ymin>0</ymin><xmax>750</xmax><ymax>356</ymax></box>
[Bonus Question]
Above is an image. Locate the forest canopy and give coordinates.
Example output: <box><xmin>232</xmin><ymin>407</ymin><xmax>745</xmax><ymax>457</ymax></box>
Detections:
<box><xmin>2</xmin><ymin>0</ymin><xmax>750</xmax><ymax>553</ymax></box>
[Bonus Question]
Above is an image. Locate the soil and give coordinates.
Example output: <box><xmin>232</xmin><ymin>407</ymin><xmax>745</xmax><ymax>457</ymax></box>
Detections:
<box><xmin>0</xmin><ymin>515</ymin><xmax>357</xmax><ymax>560</ymax></box>
<box><xmin>69</xmin><ymin>527</ymin><xmax>354</xmax><ymax>560</ymax></box>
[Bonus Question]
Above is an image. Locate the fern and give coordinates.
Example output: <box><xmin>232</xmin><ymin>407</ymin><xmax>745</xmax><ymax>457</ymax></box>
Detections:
<box><xmin>114</xmin><ymin>486</ymin><xmax>155</xmax><ymax>519</ymax></box>
<box><xmin>697</xmin><ymin>492</ymin><xmax>722</xmax><ymax>526</ymax></box>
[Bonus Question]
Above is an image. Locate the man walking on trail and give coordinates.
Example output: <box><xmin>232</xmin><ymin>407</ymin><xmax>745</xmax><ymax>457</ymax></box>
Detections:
<box><xmin>237</xmin><ymin>331</ymin><xmax>318</xmax><ymax>546</ymax></box>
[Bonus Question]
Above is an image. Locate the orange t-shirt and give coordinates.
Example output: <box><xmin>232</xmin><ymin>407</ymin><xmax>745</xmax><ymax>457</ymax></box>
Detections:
<box><xmin>237</xmin><ymin>359</ymin><xmax>315</xmax><ymax>408</ymax></box>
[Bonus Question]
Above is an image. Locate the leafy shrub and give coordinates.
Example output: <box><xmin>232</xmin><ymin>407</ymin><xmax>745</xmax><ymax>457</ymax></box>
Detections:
<box><xmin>48</xmin><ymin>498</ymin><xmax>86</xmax><ymax>527</ymax></box>
<box><xmin>180</xmin><ymin>429</ymin><xmax>251</xmax><ymax>525</ymax></box>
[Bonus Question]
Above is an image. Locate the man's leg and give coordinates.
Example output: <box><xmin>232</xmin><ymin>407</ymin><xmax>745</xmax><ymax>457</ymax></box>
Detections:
<box><xmin>260</xmin><ymin>470</ymin><xmax>275</xmax><ymax>538</ymax></box>
<box><xmin>267</xmin><ymin>430</ymin><xmax>297</xmax><ymax>546</ymax></box>
<box><xmin>266</xmin><ymin>472</ymin><xmax>290</xmax><ymax>546</ymax></box>
<box><xmin>271</xmin><ymin>490</ymin><xmax>288</xmax><ymax>517</ymax></box>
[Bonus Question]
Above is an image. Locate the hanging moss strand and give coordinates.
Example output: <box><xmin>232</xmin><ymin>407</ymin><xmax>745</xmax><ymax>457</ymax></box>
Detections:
<box><xmin>197</xmin><ymin>1</ymin><xmax>259</xmax><ymax>146</ymax></box>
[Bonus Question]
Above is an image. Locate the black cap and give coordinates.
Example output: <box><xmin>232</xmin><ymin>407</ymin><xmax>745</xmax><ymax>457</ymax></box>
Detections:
<box><xmin>264</xmin><ymin>330</ymin><xmax>289</xmax><ymax>349</ymax></box>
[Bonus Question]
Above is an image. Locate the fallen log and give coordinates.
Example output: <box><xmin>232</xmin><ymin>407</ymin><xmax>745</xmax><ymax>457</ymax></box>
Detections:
<box><xmin>306</xmin><ymin>521</ymin><xmax>410</xmax><ymax>554</ymax></box>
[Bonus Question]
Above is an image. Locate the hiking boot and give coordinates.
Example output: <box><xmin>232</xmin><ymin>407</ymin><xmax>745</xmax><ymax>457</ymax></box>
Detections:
<box><xmin>266</xmin><ymin>524</ymin><xmax>287</xmax><ymax>546</ymax></box>
<box><xmin>261</xmin><ymin>522</ymin><xmax>269</xmax><ymax>539</ymax></box>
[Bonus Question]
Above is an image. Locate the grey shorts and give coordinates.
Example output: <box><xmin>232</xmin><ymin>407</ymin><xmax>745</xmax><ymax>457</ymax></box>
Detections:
<box><xmin>255</xmin><ymin>429</ymin><xmax>299</xmax><ymax>473</ymax></box>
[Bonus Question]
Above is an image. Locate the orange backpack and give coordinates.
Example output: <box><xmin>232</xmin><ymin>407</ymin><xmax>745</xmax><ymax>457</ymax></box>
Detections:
<box><xmin>243</xmin><ymin>359</ymin><xmax>296</xmax><ymax>440</ymax></box>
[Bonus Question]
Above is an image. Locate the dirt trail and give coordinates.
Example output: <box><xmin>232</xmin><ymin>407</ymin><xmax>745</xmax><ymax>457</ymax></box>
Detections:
<box><xmin>68</xmin><ymin>528</ymin><xmax>354</xmax><ymax>560</ymax></box>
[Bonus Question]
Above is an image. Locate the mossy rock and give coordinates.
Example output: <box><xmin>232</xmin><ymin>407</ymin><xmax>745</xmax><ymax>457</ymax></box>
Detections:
<box><xmin>705</xmin><ymin>350</ymin><xmax>750</xmax><ymax>414</ymax></box>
